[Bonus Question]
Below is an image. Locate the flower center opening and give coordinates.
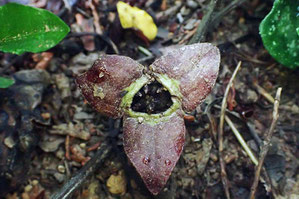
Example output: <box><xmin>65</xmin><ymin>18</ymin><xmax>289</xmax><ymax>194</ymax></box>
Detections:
<box><xmin>131</xmin><ymin>80</ymin><xmax>173</xmax><ymax>114</ymax></box>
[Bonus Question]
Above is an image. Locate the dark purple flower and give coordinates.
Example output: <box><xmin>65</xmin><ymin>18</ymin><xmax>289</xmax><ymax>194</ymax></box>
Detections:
<box><xmin>76</xmin><ymin>43</ymin><xmax>220</xmax><ymax>195</ymax></box>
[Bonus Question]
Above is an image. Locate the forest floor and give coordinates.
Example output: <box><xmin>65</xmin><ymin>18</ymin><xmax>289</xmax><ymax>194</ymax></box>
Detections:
<box><xmin>1</xmin><ymin>0</ymin><xmax>298</xmax><ymax>199</ymax></box>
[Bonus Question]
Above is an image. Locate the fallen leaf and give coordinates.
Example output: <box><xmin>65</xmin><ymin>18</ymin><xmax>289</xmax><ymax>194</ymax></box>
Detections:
<box><xmin>116</xmin><ymin>1</ymin><xmax>158</xmax><ymax>41</ymax></box>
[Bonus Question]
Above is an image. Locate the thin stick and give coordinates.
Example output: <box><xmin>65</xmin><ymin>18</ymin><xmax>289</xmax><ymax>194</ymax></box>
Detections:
<box><xmin>249</xmin><ymin>87</ymin><xmax>282</xmax><ymax>199</ymax></box>
<box><xmin>225</xmin><ymin>115</ymin><xmax>258</xmax><ymax>165</ymax></box>
<box><xmin>253</xmin><ymin>81</ymin><xmax>275</xmax><ymax>104</ymax></box>
<box><xmin>188</xmin><ymin>0</ymin><xmax>217</xmax><ymax>44</ymax></box>
<box><xmin>50</xmin><ymin>143</ymin><xmax>111</xmax><ymax>199</ymax></box>
<box><xmin>137</xmin><ymin>55</ymin><xmax>154</xmax><ymax>64</ymax></box>
<box><xmin>87</xmin><ymin>0</ymin><xmax>119</xmax><ymax>54</ymax></box>
<box><xmin>218</xmin><ymin>61</ymin><xmax>242</xmax><ymax>199</ymax></box>
<box><xmin>210</xmin><ymin>0</ymin><xmax>247</xmax><ymax>28</ymax></box>
<box><xmin>246</xmin><ymin>122</ymin><xmax>263</xmax><ymax>148</ymax></box>
<box><xmin>88</xmin><ymin>0</ymin><xmax>102</xmax><ymax>35</ymax></box>
<box><xmin>66</xmin><ymin>32</ymin><xmax>119</xmax><ymax>54</ymax></box>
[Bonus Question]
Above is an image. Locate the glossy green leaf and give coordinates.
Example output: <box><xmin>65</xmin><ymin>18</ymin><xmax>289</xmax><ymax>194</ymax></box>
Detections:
<box><xmin>259</xmin><ymin>0</ymin><xmax>299</xmax><ymax>69</ymax></box>
<box><xmin>0</xmin><ymin>3</ymin><xmax>70</xmax><ymax>55</ymax></box>
<box><xmin>0</xmin><ymin>77</ymin><xmax>15</xmax><ymax>88</ymax></box>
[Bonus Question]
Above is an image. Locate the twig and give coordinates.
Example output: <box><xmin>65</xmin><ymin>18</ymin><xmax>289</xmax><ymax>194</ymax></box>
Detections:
<box><xmin>218</xmin><ymin>61</ymin><xmax>242</xmax><ymax>199</ymax></box>
<box><xmin>188</xmin><ymin>0</ymin><xmax>247</xmax><ymax>44</ymax></box>
<box><xmin>234</xmin><ymin>52</ymin><xmax>269</xmax><ymax>65</ymax></box>
<box><xmin>215</xmin><ymin>103</ymin><xmax>275</xmax><ymax>194</ymax></box>
<box><xmin>261</xmin><ymin>167</ymin><xmax>274</xmax><ymax>195</ymax></box>
<box><xmin>205</xmin><ymin>98</ymin><xmax>222</xmax><ymax>142</ymax></box>
<box><xmin>207</xmin><ymin>112</ymin><xmax>218</xmax><ymax>141</ymax></box>
<box><xmin>65</xmin><ymin>135</ymin><xmax>70</xmax><ymax>160</ymax></box>
<box><xmin>86</xmin><ymin>0</ymin><xmax>119</xmax><ymax>54</ymax></box>
<box><xmin>66</xmin><ymin>32</ymin><xmax>119</xmax><ymax>54</ymax></box>
<box><xmin>188</xmin><ymin>0</ymin><xmax>218</xmax><ymax>44</ymax></box>
<box><xmin>88</xmin><ymin>0</ymin><xmax>102</xmax><ymax>35</ymax></box>
<box><xmin>249</xmin><ymin>87</ymin><xmax>282</xmax><ymax>199</ymax></box>
<box><xmin>253</xmin><ymin>81</ymin><xmax>275</xmax><ymax>104</ymax></box>
<box><xmin>137</xmin><ymin>55</ymin><xmax>155</xmax><ymax>64</ymax></box>
<box><xmin>210</xmin><ymin>0</ymin><xmax>247</xmax><ymax>28</ymax></box>
<box><xmin>138</xmin><ymin>46</ymin><xmax>153</xmax><ymax>57</ymax></box>
<box><xmin>246</xmin><ymin>122</ymin><xmax>263</xmax><ymax>148</ymax></box>
<box><xmin>178</xmin><ymin>25</ymin><xmax>198</xmax><ymax>44</ymax></box>
<box><xmin>50</xmin><ymin>142</ymin><xmax>112</xmax><ymax>199</ymax></box>
<box><xmin>225</xmin><ymin>115</ymin><xmax>258</xmax><ymax>165</ymax></box>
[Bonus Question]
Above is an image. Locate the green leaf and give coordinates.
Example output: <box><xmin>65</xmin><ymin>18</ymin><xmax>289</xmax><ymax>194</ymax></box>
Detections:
<box><xmin>0</xmin><ymin>77</ymin><xmax>15</xmax><ymax>88</ymax></box>
<box><xmin>259</xmin><ymin>0</ymin><xmax>299</xmax><ymax>69</ymax></box>
<box><xmin>0</xmin><ymin>3</ymin><xmax>70</xmax><ymax>55</ymax></box>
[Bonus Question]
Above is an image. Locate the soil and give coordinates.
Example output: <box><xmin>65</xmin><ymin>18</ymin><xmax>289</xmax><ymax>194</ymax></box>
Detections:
<box><xmin>0</xmin><ymin>0</ymin><xmax>298</xmax><ymax>199</ymax></box>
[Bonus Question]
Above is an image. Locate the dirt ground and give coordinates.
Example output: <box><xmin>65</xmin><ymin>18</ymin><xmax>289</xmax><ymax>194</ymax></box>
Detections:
<box><xmin>0</xmin><ymin>0</ymin><xmax>298</xmax><ymax>199</ymax></box>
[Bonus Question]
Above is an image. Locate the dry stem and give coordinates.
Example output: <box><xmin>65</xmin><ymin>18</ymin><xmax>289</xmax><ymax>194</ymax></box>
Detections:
<box><xmin>253</xmin><ymin>81</ymin><xmax>275</xmax><ymax>104</ymax></box>
<box><xmin>218</xmin><ymin>61</ymin><xmax>242</xmax><ymax>199</ymax></box>
<box><xmin>188</xmin><ymin>0</ymin><xmax>217</xmax><ymax>44</ymax></box>
<box><xmin>249</xmin><ymin>87</ymin><xmax>282</xmax><ymax>199</ymax></box>
<box><xmin>225</xmin><ymin>115</ymin><xmax>258</xmax><ymax>165</ymax></box>
<box><xmin>88</xmin><ymin>0</ymin><xmax>119</xmax><ymax>54</ymax></box>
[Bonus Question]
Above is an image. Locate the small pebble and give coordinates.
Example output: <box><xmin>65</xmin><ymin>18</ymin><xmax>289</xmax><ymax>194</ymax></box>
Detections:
<box><xmin>291</xmin><ymin>104</ymin><xmax>299</xmax><ymax>113</ymax></box>
<box><xmin>57</xmin><ymin>165</ymin><xmax>66</xmax><ymax>173</ymax></box>
<box><xmin>186</xmin><ymin>0</ymin><xmax>198</xmax><ymax>9</ymax></box>
<box><xmin>210</xmin><ymin>153</ymin><xmax>218</xmax><ymax>162</ymax></box>
<box><xmin>55</xmin><ymin>148</ymin><xmax>65</xmax><ymax>160</ymax></box>
<box><xmin>106</xmin><ymin>170</ymin><xmax>127</xmax><ymax>195</ymax></box>
<box><xmin>180</xmin><ymin>6</ymin><xmax>191</xmax><ymax>16</ymax></box>
<box><xmin>239</xmin><ymin>17</ymin><xmax>245</xmax><ymax>24</ymax></box>
<box><xmin>80</xmin><ymin>143</ymin><xmax>86</xmax><ymax>149</ymax></box>
<box><xmin>184</xmin><ymin>19</ymin><xmax>197</xmax><ymax>30</ymax></box>
<box><xmin>24</xmin><ymin>184</ymin><xmax>33</xmax><ymax>192</ymax></box>
<box><xmin>212</xmin><ymin>172</ymin><xmax>219</xmax><ymax>180</ymax></box>
<box><xmin>41</xmin><ymin>112</ymin><xmax>51</xmax><ymax>120</ymax></box>
<box><xmin>137</xmin><ymin>117</ymin><xmax>144</xmax><ymax>123</ymax></box>
<box><xmin>54</xmin><ymin>172</ymin><xmax>65</xmax><ymax>183</ymax></box>
<box><xmin>224</xmin><ymin>154</ymin><xmax>237</xmax><ymax>164</ymax></box>
<box><xmin>176</xmin><ymin>13</ymin><xmax>184</xmax><ymax>23</ymax></box>
<box><xmin>32</xmin><ymin>180</ymin><xmax>39</xmax><ymax>186</ymax></box>
<box><xmin>4</xmin><ymin>136</ymin><xmax>15</xmax><ymax>148</ymax></box>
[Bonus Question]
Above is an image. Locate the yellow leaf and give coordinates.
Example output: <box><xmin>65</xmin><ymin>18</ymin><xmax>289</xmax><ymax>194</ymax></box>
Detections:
<box><xmin>116</xmin><ymin>1</ymin><xmax>158</xmax><ymax>41</ymax></box>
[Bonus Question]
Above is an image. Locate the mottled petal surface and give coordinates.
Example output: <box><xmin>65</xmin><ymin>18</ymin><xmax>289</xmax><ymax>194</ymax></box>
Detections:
<box><xmin>76</xmin><ymin>55</ymin><xmax>144</xmax><ymax>118</ymax></box>
<box><xmin>123</xmin><ymin>109</ymin><xmax>185</xmax><ymax>195</ymax></box>
<box><xmin>76</xmin><ymin>44</ymin><xmax>221</xmax><ymax>195</ymax></box>
<box><xmin>150</xmin><ymin>43</ymin><xmax>220</xmax><ymax>112</ymax></box>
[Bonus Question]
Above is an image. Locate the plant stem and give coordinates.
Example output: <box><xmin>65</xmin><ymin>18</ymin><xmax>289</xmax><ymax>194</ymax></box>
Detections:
<box><xmin>188</xmin><ymin>0</ymin><xmax>217</xmax><ymax>44</ymax></box>
<box><xmin>249</xmin><ymin>87</ymin><xmax>282</xmax><ymax>199</ymax></box>
<box><xmin>218</xmin><ymin>61</ymin><xmax>242</xmax><ymax>199</ymax></box>
<box><xmin>225</xmin><ymin>115</ymin><xmax>258</xmax><ymax>165</ymax></box>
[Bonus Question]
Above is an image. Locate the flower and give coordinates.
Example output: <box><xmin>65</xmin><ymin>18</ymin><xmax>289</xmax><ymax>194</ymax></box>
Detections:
<box><xmin>76</xmin><ymin>43</ymin><xmax>220</xmax><ymax>195</ymax></box>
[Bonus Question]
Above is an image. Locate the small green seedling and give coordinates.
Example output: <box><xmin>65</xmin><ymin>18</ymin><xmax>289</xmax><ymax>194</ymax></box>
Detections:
<box><xmin>259</xmin><ymin>0</ymin><xmax>299</xmax><ymax>69</ymax></box>
<box><xmin>0</xmin><ymin>2</ymin><xmax>70</xmax><ymax>88</ymax></box>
